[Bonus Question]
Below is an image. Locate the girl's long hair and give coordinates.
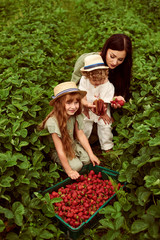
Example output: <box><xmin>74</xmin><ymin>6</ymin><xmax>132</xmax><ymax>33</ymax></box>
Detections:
<box><xmin>39</xmin><ymin>92</ymin><xmax>82</xmax><ymax>159</ymax></box>
<box><xmin>101</xmin><ymin>34</ymin><xmax>132</xmax><ymax>100</ymax></box>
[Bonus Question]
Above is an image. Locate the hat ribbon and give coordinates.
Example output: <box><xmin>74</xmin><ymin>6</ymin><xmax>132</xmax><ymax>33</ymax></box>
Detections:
<box><xmin>84</xmin><ymin>63</ymin><xmax>105</xmax><ymax>70</ymax></box>
<box><xmin>51</xmin><ymin>88</ymin><xmax>80</xmax><ymax>99</ymax></box>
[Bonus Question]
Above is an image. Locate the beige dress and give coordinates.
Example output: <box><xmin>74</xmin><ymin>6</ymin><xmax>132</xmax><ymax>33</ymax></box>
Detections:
<box><xmin>44</xmin><ymin>114</ymin><xmax>90</xmax><ymax>172</ymax></box>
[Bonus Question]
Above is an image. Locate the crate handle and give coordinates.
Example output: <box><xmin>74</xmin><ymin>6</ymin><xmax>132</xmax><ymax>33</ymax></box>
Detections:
<box><xmin>102</xmin><ymin>170</ymin><xmax>118</xmax><ymax>178</ymax></box>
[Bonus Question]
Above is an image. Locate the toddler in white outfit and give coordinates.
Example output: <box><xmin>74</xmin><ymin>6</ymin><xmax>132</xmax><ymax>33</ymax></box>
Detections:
<box><xmin>79</xmin><ymin>55</ymin><xmax>115</xmax><ymax>151</ymax></box>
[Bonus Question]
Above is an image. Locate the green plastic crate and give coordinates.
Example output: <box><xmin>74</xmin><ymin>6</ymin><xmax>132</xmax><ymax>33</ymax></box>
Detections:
<box><xmin>42</xmin><ymin>164</ymin><xmax>123</xmax><ymax>240</ymax></box>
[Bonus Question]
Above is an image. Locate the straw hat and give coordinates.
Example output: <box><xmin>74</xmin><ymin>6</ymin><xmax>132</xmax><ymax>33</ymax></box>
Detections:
<box><xmin>80</xmin><ymin>55</ymin><xmax>109</xmax><ymax>72</ymax></box>
<box><xmin>49</xmin><ymin>82</ymin><xmax>87</xmax><ymax>106</ymax></box>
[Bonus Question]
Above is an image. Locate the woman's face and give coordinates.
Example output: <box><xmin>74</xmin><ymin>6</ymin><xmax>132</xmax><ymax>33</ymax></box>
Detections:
<box><xmin>106</xmin><ymin>49</ymin><xmax>126</xmax><ymax>69</ymax></box>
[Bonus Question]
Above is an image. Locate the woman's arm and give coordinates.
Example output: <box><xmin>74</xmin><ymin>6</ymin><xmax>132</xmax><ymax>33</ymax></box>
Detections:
<box><xmin>75</xmin><ymin>122</ymin><xmax>100</xmax><ymax>166</ymax></box>
<box><xmin>51</xmin><ymin>133</ymin><xmax>80</xmax><ymax>179</ymax></box>
<box><xmin>71</xmin><ymin>52</ymin><xmax>99</xmax><ymax>84</ymax></box>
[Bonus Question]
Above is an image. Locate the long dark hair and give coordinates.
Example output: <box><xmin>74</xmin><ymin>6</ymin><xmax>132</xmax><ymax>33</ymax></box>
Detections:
<box><xmin>101</xmin><ymin>34</ymin><xmax>132</xmax><ymax>100</ymax></box>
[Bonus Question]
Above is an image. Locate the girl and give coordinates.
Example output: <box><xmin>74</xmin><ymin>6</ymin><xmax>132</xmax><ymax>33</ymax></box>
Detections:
<box><xmin>39</xmin><ymin>82</ymin><xmax>100</xmax><ymax>180</ymax></box>
<box><xmin>79</xmin><ymin>55</ymin><xmax>115</xmax><ymax>152</ymax></box>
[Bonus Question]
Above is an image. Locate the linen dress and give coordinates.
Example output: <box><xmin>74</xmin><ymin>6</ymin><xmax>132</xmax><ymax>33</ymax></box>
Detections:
<box><xmin>44</xmin><ymin>114</ymin><xmax>90</xmax><ymax>172</ymax></box>
<box><xmin>79</xmin><ymin>76</ymin><xmax>115</xmax><ymax>151</ymax></box>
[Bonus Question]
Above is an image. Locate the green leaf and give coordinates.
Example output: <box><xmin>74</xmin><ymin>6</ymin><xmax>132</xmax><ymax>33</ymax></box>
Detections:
<box><xmin>136</xmin><ymin>187</ymin><xmax>151</xmax><ymax>206</ymax></box>
<box><xmin>21</xmin><ymin>121</ymin><xmax>34</xmax><ymax>128</ymax></box>
<box><xmin>42</xmin><ymin>203</ymin><xmax>55</xmax><ymax>218</ymax></box>
<box><xmin>99</xmin><ymin>219</ymin><xmax>115</xmax><ymax>230</ymax></box>
<box><xmin>38</xmin><ymin>128</ymin><xmax>50</xmax><ymax>136</ymax></box>
<box><xmin>32</xmin><ymin>151</ymin><xmax>43</xmax><ymax>166</ymax></box>
<box><xmin>19</xmin><ymin>141</ymin><xmax>29</xmax><ymax>148</ymax></box>
<box><xmin>131</xmin><ymin>220</ymin><xmax>149</xmax><ymax>234</ymax></box>
<box><xmin>19</xmin><ymin>129</ymin><xmax>28</xmax><ymax>138</ymax></box>
<box><xmin>39</xmin><ymin>230</ymin><xmax>54</xmax><ymax>239</ymax></box>
<box><xmin>99</xmin><ymin>205</ymin><xmax>116</xmax><ymax>215</ymax></box>
<box><xmin>0</xmin><ymin>206</ymin><xmax>14</xmax><ymax>219</ymax></box>
<box><xmin>6</xmin><ymin>158</ymin><xmax>17</xmax><ymax>167</ymax></box>
<box><xmin>106</xmin><ymin>229</ymin><xmax>120</xmax><ymax>240</ymax></box>
<box><xmin>47</xmin><ymin>224</ymin><xmax>57</xmax><ymax>232</ymax></box>
<box><xmin>149</xmin><ymin>135</ymin><xmax>160</xmax><ymax>146</ymax></box>
<box><xmin>0</xmin><ymin>219</ymin><xmax>5</xmax><ymax>232</ymax></box>
<box><xmin>125</xmin><ymin>165</ymin><xmax>137</xmax><ymax>183</ymax></box>
<box><xmin>18</xmin><ymin>160</ymin><xmax>30</xmax><ymax>169</ymax></box>
<box><xmin>12</xmin><ymin>121</ymin><xmax>20</xmax><ymax>133</ymax></box>
<box><xmin>113</xmin><ymin>201</ymin><xmax>121</xmax><ymax>212</ymax></box>
<box><xmin>6</xmin><ymin>232</ymin><xmax>19</xmax><ymax>240</ymax></box>
<box><xmin>30</xmin><ymin>105</ymin><xmax>41</xmax><ymax>112</ymax></box>
<box><xmin>0</xmin><ymin>176</ymin><xmax>14</xmax><ymax>187</ymax></box>
<box><xmin>0</xmin><ymin>87</ymin><xmax>11</xmax><ymax>99</ymax></box>
<box><xmin>147</xmin><ymin>205</ymin><xmax>160</xmax><ymax>218</ymax></box>
<box><xmin>12</xmin><ymin>202</ymin><xmax>25</xmax><ymax>226</ymax></box>
<box><xmin>148</xmin><ymin>222</ymin><xmax>160</xmax><ymax>239</ymax></box>
<box><xmin>115</xmin><ymin>216</ymin><xmax>124</xmax><ymax>230</ymax></box>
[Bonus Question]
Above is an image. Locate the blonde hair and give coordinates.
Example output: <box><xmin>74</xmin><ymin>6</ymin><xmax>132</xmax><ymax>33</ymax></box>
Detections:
<box><xmin>38</xmin><ymin>92</ymin><xmax>82</xmax><ymax>159</ymax></box>
<box><xmin>81</xmin><ymin>69</ymin><xmax>108</xmax><ymax>82</ymax></box>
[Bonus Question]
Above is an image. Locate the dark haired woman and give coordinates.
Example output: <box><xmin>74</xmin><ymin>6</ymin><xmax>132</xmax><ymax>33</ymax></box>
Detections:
<box><xmin>71</xmin><ymin>34</ymin><xmax>132</xmax><ymax>105</ymax></box>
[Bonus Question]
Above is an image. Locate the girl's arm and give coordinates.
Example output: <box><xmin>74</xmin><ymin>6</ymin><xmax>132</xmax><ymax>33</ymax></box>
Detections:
<box><xmin>71</xmin><ymin>52</ymin><xmax>98</xmax><ymax>84</ymax></box>
<box><xmin>75</xmin><ymin>121</ymin><xmax>100</xmax><ymax>166</ymax></box>
<box><xmin>81</xmin><ymin>96</ymin><xmax>95</xmax><ymax>109</ymax></box>
<box><xmin>51</xmin><ymin>133</ymin><xmax>80</xmax><ymax>179</ymax></box>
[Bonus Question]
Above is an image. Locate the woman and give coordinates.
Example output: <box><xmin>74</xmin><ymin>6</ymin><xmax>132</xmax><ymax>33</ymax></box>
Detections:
<box><xmin>71</xmin><ymin>34</ymin><xmax>132</xmax><ymax>105</ymax></box>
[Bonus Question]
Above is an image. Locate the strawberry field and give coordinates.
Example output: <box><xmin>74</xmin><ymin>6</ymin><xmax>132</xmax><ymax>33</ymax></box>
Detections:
<box><xmin>0</xmin><ymin>0</ymin><xmax>160</xmax><ymax>239</ymax></box>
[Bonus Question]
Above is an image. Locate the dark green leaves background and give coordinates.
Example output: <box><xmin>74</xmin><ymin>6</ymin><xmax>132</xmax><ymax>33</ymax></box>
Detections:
<box><xmin>0</xmin><ymin>0</ymin><xmax>160</xmax><ymax>239</ymax></box>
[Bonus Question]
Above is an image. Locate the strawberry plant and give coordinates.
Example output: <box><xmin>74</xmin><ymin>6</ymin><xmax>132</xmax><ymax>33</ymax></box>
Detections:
<box><xmin>0</xmin><ymin>0</ymin><xmax>159</xmax><ymax>239</ymax></box>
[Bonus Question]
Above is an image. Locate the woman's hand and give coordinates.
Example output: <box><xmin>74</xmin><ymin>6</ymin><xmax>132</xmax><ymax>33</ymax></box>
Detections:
<box><xmin>90</xmin><ymin>154</ymin><xmax>100</xmax><ymax>166</ymax></box>
<box><xmin>67</xmin><ymin>169</ymin><xmax>80</xmax><ymax>179</ymax></box>
<box><xmin>111</xmin><ymin>96</ymin><xmax>125</xmax><ymax>109</ymax></box>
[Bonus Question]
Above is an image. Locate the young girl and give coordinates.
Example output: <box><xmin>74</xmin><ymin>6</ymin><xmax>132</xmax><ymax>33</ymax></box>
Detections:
<box><xmin>79</xmin><ymin>55</ymin><xmax>115</xmax><ymax>152</ymax></box>
<box><xmin>39</xmin><ymin>82</ymin><xmax>100</xmax><ymax>180</ymax></box>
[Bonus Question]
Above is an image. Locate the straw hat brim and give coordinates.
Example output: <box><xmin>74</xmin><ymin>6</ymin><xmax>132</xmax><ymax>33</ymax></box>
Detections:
<box><xmin>49</xmin><ymin>88</ymin><xmax>87</xmax><ymax>106</ymax></box>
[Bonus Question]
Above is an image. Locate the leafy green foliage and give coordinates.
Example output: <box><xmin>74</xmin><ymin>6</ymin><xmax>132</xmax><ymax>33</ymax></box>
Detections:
<box><xmin>0</xmin><ymin>0</ymin><xmax>160</xmax><ymax>239</ymax></box>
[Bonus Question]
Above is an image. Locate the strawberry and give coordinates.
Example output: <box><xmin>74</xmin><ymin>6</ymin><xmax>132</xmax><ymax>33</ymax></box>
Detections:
<box><xmin>118</xmin><ymin>100</ymin><xmax>125</xmax><ymax>106</ymax></box>
<box><xmin>72</xmin><ymin>191</ymin><xmax>77</xmax><ymax>199</ymax></box>
<box><xmin>89</xmin><ymin>170</ymin><xmax>95</xmax><ymax>175</ymax></box>
<box><xmin>97</xmin><ymin>172</ymin><xmax>102</xmax><ymax>178</ymax></box>
<box><xmin>111</xmin><ymin>98</ymin><xmax>124</xmax><ymax>106</ymax></box>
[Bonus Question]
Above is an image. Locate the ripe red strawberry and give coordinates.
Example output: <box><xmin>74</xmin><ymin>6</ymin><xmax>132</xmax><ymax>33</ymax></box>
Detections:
<box><xmin>118</xmin><ymin>100</ymin><xmax>124</xmax><ymax>106</ymax></box>
<box><xmin>110</xmin><ymin>98</ymin><xmax>124</xmax><ymax>106</ymax></box>
<box><xmin>72</xmin><ymin>191</ymin><xmax>77</xmax><ymax>199</ymax></box>
<box><xmin>89</xmin><ymin>170</ymin><xmax>95</xmax><ymax>175</ymax></box>
<box><xmin>97</xmin><ymin>172</ymin><xmax>102</xmax><ymax>178</ymax></box>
